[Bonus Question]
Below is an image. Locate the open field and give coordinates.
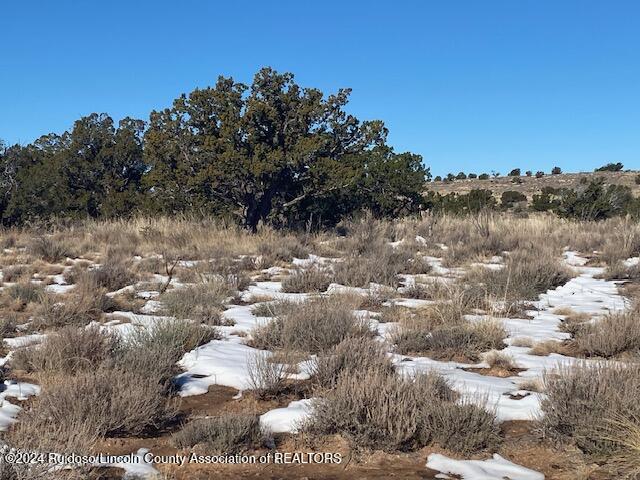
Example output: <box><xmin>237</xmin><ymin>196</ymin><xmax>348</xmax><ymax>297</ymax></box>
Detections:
<box><xmin>428</xmin><ymin>170</ymin><xmax>640</xmax><ymax>200</ymax></box>
<box><xmin>0</xmin><ymin>214</ymin><xmax>639</xmax><ymax>479</ymax></box>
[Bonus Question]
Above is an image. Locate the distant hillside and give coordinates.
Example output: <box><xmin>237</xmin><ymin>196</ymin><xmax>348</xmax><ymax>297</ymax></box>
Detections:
<box><xmin>427</xmin><ymin>170</ymin><xmax>640</xmax><ymax>199</ymax></box>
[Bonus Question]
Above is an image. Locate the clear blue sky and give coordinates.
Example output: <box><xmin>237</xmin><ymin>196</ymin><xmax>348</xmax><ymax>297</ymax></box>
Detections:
<box><xmin>1</xmin><ymin>1</ymin><xmax>639</xmax><ymax>176</ymax></box>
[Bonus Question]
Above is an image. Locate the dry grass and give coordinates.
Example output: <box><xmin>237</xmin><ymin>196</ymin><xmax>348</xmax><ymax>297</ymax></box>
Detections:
<box><xmin>118</xmin><ymin>319</ymin><xmax>219</xmax><ymax>386</ymax></box>
<box><xmin>79</xmin><ymin>256</ymin><xmax>139</xmax><ymax>292</ymax></box>
<box><xmin>401</xmin><ymin>283</ymin><xmax>432</xmax><ymax>299</ymax></box>
<box><xmin>172</xmin><ymin>414</ymin><xmax>269</xmax><ymax>453</ymax></box>
<box><xmin>281</xmin><ymin>267</ymin><xmax>331</xmax><ymax>293</ymax></box>
<box><xmin>0</xmin><ymin>315</ymin><xmax>16</xmax><ymax>337</ymax></box>
<box><xmin>572</xmin><ymin>309</ymin><xmax>640</xmax><ymax>358</ymax></box>
<box><xmin>32</xmin><ymin>288</ymin><xmax>112</xmax><ymax>329</ymax></box>
<box><xmin>483</xmin><ymin>349</ymin><xmax>518</xmax><ymax>371</ymax></box>
<box><xmin>517</xmin><ymin>378</ymin><xmax>543</xmax><ymax>392</ymax></box>
<box><xmin>603</xmin><ymin>261</ymin><xmax>640</xmax><ymax>281</ymax></box>
<box><xmin>12</xmin><ymin>325</ymin><xmax>120</xmax><ymax>374</ymax></box>
<box><xmin>161</xmin><ymin>278</ymin><xmax>235</xmax><ymax>325</ymax></box>
<box><xmin>11</xmin><ymin>366</ymin><xmax>177</xmax><ymax>447</ymax></box>
<box><xmin>393</xmin><ymin>315</ymin><xmax>506</xmax><ymax>362</ymax></box>
<box><xmin>595</xmin><ymin>414</ymin><xmax>640</xmax><ymax>478</ymax></box>
<box><xmin>249</xmin><ymin>296</ymin><xmax>372</xmax><ymax>354</ymax></box>
<box><xmin>2</xmin><ymin>281</ymin><xmax>44</xmax><ymax>306</ymax></box>
<box><xmin>1</xmin><ymin>264</ymin><xmax>35</xmax><ymax>282</ymax></box>
<box><xmin>257</xmin><ymin>235</ymin><xmax>309</xmax><ymax>266</ymax></box>
<box><xmin>540</xmin><ymin>362</ymin><xmax>640</xmax><ymax>457</ymax></box>
<box><xmin>26</xmin><ymin>235</ymin><xmax>74</xmax><ymax>262</ymax></box>
<box><xmin>304</xmin><ymin>367</ymin><xmax>499</xmax><ymax>454</ymax></box>
<box><xmin>464</xmin><ymin>245</ymin><xmax>572</xmax><ymax>302</ymax></box>
<box><xmin>510</xmin><ymin>337</ymin><xmax>533</xmax><ymax>347</ymax></box>
<box><xmin>311</xmin><ymin>336</ymin><xmax>395</xmax><ymax>391</ymax></box>
<box><xmin>378</xmin><ymin>304</ymin><xmax>414</xmax><ymax>324</ymax></box>
<box><xmin>529</xmin><ymin>340</ymin><xmax>566</xmax><ymax>356</ymax></box>
<box><xmin>246</xmin><ymin>352</ymin><xmax>288</xmax><ymax>399</ymax></box>
<box><xmin>599</xmin><ymin>218</ymin><xmax>640</xmax><ymax>266</ymax></box>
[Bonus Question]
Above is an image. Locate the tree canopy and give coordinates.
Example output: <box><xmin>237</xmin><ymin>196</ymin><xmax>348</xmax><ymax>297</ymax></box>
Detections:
<box><xmin>1</xmin><ymin>68</ymin><xmax>429</xmax><ymax>229</ymax></box>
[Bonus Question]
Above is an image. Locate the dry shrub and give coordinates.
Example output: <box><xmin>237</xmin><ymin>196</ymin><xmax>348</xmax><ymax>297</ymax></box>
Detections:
<box><xmin>27</xmin><ymin>236</ymin><xmax>74</xmax><ymax>262</ymax></box>
<box><xmin>90</xmin><ymin>224</ymin><xmax>141</xmax><ymax>257</ymax></box>
<box><xmin>304</xmin><ymin>367</ymin><xmax>499</xmax><ymax>454</ymax></box>
<box><xmin>172</xmin><ymin>415</ymin><xmax>268</xmax><ymax>454</ymax></box>
<box><xmin>311</xmin><ymin>336</ymin><xmax>394</xmax><ymax>391</ymax></box>
<box><xmin>402</xmin><ymin>254</ymin><xmax>433</xmax><ymax>275</ymax></box>
<box><xmin>483</xmin><ymin>350</ymin><xmax>518</xmax><ymax>371</ymax></box>
<box><xmin>332</xmin><ymin>246</ymin><xmax>410</xmax><ymax>288</ymax></box>
<box><xmin>464</xmin><ymin>246</ymin><xmax>572</xmax><ymax>301</ymax></box>
<box><xmin>599</xmin><ymin>219</ymin><xmax>640</xmax><ymax>266</ymax></box>
<box><xmin>250</xmin><ymin>300</ymin><xmax>293</xmax><ymax>317</ymax></box>
<box><xmin>12</xmin><ymin>325</ymin><xmax>120</xmax><ymax>374</ymax></box>
<box><xmin>281</xmin><ymin>267</ymin><xmax>331</xmax><ymax>293</ymax></box>
<box><xmin>393</xmin><ymin>318</ymin><xmax>506</xmax><ymax>361</ymax></box>
<box><xmin>529</xmin><ymin>340</ymin><xmax>565</xmax><ymax>356</ymax></box>
<box><xmin>32</xmin><ymin>288</ymin><xmax>112</xmax><ymax>329</ymax></box>
<box><xmin>428</xmin><ymin>397</ymin><xmax>501</xmax><ymax>454</ymax></box>
<box><xmin>379</xmin><ymin>305</ymin><xmax>414</xmax><ymax>324</ymax></box>
<box><xmin>80</xmin><ymin>257</ymin><xmax>138</xmax><ymax>292</ymax></box>
<box><xmin>595</xmin><ymin>414</ymin><xmax>640</xmax><ymax>478</ymax></box>
<box><xmin>0</xmin><ymin>315</ymin><xmax>16</xmax><ymax>337</ymax></box>
<box><xmin>11</xmin><ymin>366</ymin><xmax>177</xmax><ymax>446</ymax></box>
<box><xmin>540</xmin><ymin>362</ymin><xmax>640</xmax><ymax>457</ymax></box>
<box><xmin>2</xmin><ymin>282</ymin><xmax>44</xmax><ymax>305</ymax></box>
<box><xmin>246</xmin><ymin>352</ymin><xmax>288</xmax><ymax>399</ymax></box>
<box><xmin>401</xmin><ymin>283</ymin><xmax>432</xmax><ymax>300</ymax></box>
<box><xmin>119</xmin><ymin>319</ymin><xmax>219</xmax><ymax>386</ymax></box>
<box><xmin>510</xmin><ymin>337</ymin><xmax>533</xmax><ymax>347</ymax></box>
<box><xmin>334</xmin><ymin>214</ymin><xmax>391</xmax><ymax>254</ymax></box>
<box><xmin>257</xmin><ymin>234</ymin><xmax>308</xmax><ymax>265</ymax></box>
<box><xmin>0</xmin><ymin>230</ymin><xmax>19</xmax><ymax>249</ymax></box>
<box><xmin>603</xmin><ymin>261</ymin><xmax>640</xmax><ymax>281</ymax></box>
<box><xmin>517</xmin><ymin>378</ymin><xmax>543</xmax><ymax>392</ymax></box>
<box><xmin>250</xmin><ymin>296</ymin><xmax>371</xmax><ymax>354</ymax></box>
<box><xmin>161</xmin><ymin>278</ymin><xmax>234</xmax><ymax>325</ymax></box>
<box><xmin>1</xmin><ymin>264</ymin><xmax>34</xmax><ymax>282</ymax></box>
<box><xmin>573</xmin><ymin>310</ymin><xmax>640</xmax><ymax>358</ymax></box>
<box><xmin>3</xmin><ymin>426</ymin><xmax>97</xmax><ymax>479</ymax></box>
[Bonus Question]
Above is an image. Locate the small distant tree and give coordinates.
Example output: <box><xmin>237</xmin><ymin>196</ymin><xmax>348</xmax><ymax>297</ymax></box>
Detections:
<box><xmin>525</xmin><ymin>170</ymin><xmax>532</xmax><ymax>177</ymax></box>
<box><xmin>478</xmin><ymin>173</ymin><xmax>490</xmax><ymax>180</ymax></box>
<box><xmin>446</xmin><ymin>173</ymin><xmax>456</xmax><ymax>182</ymax></box>
<box><xmin>551</xmin><ymin>166</ymin><xmax>562</xmax><ymax>175</ymax></box>
<box><xmin>531</xmin><ymin>187</ymin><xmax>560</xmax><ymax>212</ymax></box>
<box><xmin>501</xmin><ymin>190</ymin><xmax>527</xmax><ymax>208</ymax></box>
<box><xmin>456</xmin><ymin>172</ymin><xmax>467</xmax><ymax>180</ymax></box>
<box><xmin>468</xmin><ymin>173</ymin><xmax>477</xmax><ymax>179</ymax></box>
<box><xmin>508</xmin><ymin>168</ymin><xmax>521</xmax><ymax>177</ymax></box>
<box><xmin>465</xmin><ymin>189</ymin><xmax>497</xmax><ymax>212</ymax></box>
<box><xmin>434</xmin><ymin>175</ymin><xmax>442</xmax><ymax>182</ymax></box>
<box><xmin>491</xmin><ymin>170</ymin><xmax>500</xmax><ymax>178</ymax></box>
<box><xmin>595</xmin><ymin>162</ymin><xmax>623</xmax><ymax>172</ymax></box>
<box><xmin>535</xmin><ymin>171</ymin><xmax>544</xmax><ymax>178</ymax></box>
<box><xmin>557</xmin><ymin>180</ymin><xmax>633</xmax><ymax>220</ymax></box>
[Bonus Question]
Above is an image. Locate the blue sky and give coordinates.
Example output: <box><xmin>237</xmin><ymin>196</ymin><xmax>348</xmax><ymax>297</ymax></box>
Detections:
<box><xmin>1</xmin><ymin>1</ymin><xmax>638</xmax><ymax>176</ymax></box>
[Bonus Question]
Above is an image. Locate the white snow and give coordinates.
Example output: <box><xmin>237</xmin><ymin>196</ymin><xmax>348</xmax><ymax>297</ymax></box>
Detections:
<box><xmin>396</xmin><ymin>252</ymin><xmax>628</xmax><ymax>422</ymax></box>
<box><xmin>0</xmin><ymin>381</ymin><xmax>40</xmax><ymax>430</ymax></box>
<box><xmin>176</xmin><ymin>338</ymin><xmax>272</xmax><ymax>395</ymax></box>
<box><xmin>260</xmin><ymin>399</ymin><xmax>314</xmax><ymax>433</ymax></box>
<box><xmin>45</xmin><ymin>283</ymin><xmax>75</xmax><ymax>294</ymax></box>
<box><xmin>427</xmin><ymin>453</ymin><xmax>544</xmax><ymax>480</ymax></box>
<box><xmin>4</xmin><ymin>333</ymin><xmax>47</xmax><ymax>348</ymax></box>
<box><xmin>97</xmin><ymin>448</ymin><xmax>158</xmax><ymax>479</ymax></box>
